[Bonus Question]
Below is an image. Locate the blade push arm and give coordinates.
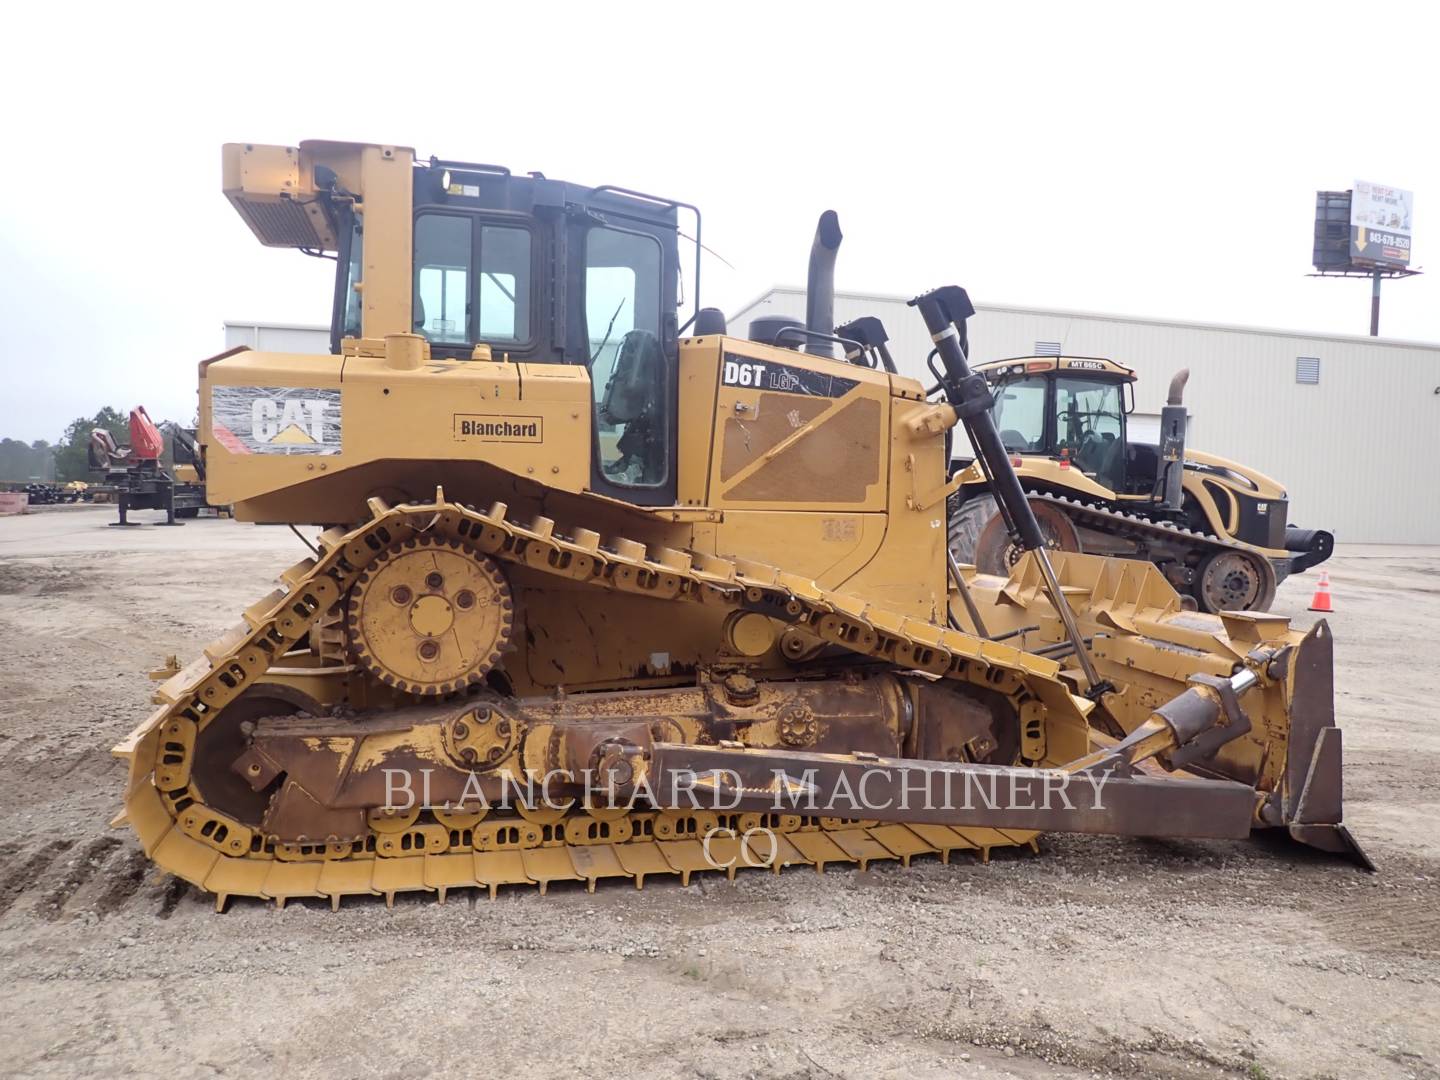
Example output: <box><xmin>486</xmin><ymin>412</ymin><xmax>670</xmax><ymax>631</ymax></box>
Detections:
<box><xmin>909</xmin><ymin>286</ymin><xmax>1106</xmax><ymax>693</ymax></box>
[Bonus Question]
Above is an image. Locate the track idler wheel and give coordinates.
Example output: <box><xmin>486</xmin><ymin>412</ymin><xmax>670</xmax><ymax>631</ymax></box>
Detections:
<box><xmin>347</xmin><ymin>536</ymin><xmax>514</xmax><ymax>695</ymax></box>
<box><xmin>188</xmin><ymin>683</ymin><xmax>326</xmax><ymax>829</ymax></box>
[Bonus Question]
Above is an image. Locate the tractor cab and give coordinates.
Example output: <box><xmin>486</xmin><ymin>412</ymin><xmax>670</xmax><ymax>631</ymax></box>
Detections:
<box><xmin>974</xmin><ymin>356</ymin><xmax>1143</xmax><ymax>497</ymax></box>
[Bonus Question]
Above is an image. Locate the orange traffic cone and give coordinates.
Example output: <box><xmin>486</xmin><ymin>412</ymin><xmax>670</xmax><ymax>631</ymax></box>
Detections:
<box><xmin>1308</xmin><ymin>570</ymin><xmax>1334</xmax><ymax>613</ymax></box>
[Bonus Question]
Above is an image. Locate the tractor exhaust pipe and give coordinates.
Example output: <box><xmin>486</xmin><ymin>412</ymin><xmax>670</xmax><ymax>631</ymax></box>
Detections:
<box><xmin>804</xmin><ymin>210</ymin><xmax>843</xmax><ymax>357</ymax></box>
<box><xmin>1166</xmin><ymin>369</ymin><xmax>1190</xmax><ymax>407</ymax></box>
<box><xmin>1158</xmin><ymin>368</ymin><xmax>1190</xmax><ymax>511</ymax></box>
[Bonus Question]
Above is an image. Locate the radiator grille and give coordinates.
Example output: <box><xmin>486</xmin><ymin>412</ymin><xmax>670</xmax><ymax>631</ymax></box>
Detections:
<box><xmin>232</xmin><ymin>196</ymin><xmax>321</xmax><ymax>248</ymax></box>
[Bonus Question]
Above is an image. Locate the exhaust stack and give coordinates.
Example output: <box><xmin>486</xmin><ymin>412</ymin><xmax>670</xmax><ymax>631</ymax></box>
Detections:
<box><xmin>1158</xmin><ymin>368</ymin><xmax>1190</xmax><ymax>511</ymax></box>
<box><xmin>804</xmin><ymin>211</ymin><xmax>843</xmax><ymax>357</ymax></box>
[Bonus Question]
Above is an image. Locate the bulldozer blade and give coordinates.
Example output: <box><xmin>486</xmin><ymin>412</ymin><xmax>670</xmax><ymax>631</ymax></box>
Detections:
<box><xmin>1277</xmin><ymin>620</ymin><xmax>1374</xmax><ymax>870</ymax></box>
<box><xmin>1288</xmin><ymin>821</ymin><xmax>1374</xmax><ymax>871</ymax></box>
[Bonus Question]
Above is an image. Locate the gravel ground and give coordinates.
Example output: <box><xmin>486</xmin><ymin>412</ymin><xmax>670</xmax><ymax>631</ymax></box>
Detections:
<box><xmin>0</xmin><ymin>507</ymin><xmax>1435</xmax><ymax>1080</ymax></box>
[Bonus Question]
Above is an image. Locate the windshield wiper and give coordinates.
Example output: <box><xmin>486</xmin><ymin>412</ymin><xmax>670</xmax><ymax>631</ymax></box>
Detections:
<box><xmin>589</xmin><ymin>298</ymin><xmax>627</xmax><ymax>365</ymax></box>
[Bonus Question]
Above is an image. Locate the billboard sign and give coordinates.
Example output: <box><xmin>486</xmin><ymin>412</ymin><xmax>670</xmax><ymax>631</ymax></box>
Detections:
<box><xmin>1350</xmin><ymin>180</ymin><xmax>1413</xmax><ymax>267</ymax></box>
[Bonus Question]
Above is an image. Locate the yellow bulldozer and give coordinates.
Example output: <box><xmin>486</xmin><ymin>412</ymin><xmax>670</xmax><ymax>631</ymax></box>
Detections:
<box><xmin>946</xmin><ymin>356</ymin><xmax>1334</xmax><ymax>612</ymax></box>
<box><xmin>111</xmin><ymin>140</ymin><xmax>1367</xmax><ymax>909</ymax></box>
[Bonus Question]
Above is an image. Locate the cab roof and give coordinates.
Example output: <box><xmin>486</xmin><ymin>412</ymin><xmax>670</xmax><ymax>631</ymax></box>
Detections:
<box><xmin>974</xmin><ymin>355</ymin><xmax>1136</xmax><ymax>380</ymax></box>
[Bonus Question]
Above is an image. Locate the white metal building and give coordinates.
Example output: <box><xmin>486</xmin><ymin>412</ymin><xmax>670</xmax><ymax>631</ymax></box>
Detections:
<box><xmin>729</xmin><ymin>288</ymin><xmax>1440</xmax><ymax>544</ymax></box>
<box><xmin>223</xmin><ymin>321</ymin><xmax>331</xmax><ymax>355</ymax></box>
<box><xmin>224</xmin><ymin>306</ymin><xmax>1440</xmax><ymax>543</ymax></box>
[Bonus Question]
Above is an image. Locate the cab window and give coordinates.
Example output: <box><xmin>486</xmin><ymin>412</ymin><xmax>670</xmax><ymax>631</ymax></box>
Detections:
<box><xmin>1055</xmin><ymin>377</ymin><xmax>1125</xmax><ymax>488</ymax></box>
<box><xmin>413</xmin><ymin>214</ymin><xmax>532</xmax><ymax>346</ymax></box>
<box><xmin>992</xmin><ymin>375</ymin><xmax>1048</xmax><ymax>452</ymax></box>
<box><xmin>414</xmin><ymin>214</ymin><xmax>470</xmax><ymax>344</ymax></box>
<box><xmin>478</xmin><ymin>225</ymin><xmax>530</xmax><ymax>341</ymax></box>
<box><xmin>586</xmin><ymin>226</ymin><xmax>666</xmax><ymax>487</ymax></box>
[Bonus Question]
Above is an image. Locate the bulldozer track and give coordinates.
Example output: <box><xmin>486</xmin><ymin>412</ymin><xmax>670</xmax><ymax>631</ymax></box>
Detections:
<box><xmin>91</xmin><ymin>848</ymin><xmax>153</xmax><ymax>916</ymax></box>
<box><xmin>0</xmin><ymin>839</ymin><xmax>75</xmax><ymax>919</ymax></box>
<box><xmin>0</xmin><ymin>833</ymin><xmax>196</xmax><ymax>923</ymax></box>
<box><xmin>115</xmin><ymin>491</ymin><xmax>1089</xmax><ymax>909</ymax></box>
<box><xmin>36</xmin><ymin>836</ymin><xmax>123</xmax><ymax>921</ymax></box>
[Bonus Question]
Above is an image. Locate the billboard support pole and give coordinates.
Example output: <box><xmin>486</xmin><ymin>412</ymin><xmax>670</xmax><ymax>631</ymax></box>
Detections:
<box><xmin>1369</xmin><ymin>268</ymin><xmax>1382</xmax><ymax>337</ymax></box>
<box><xmin>1313</xmin><ymin>186</ymin><xmax>1419</xmax><ymax>332</ymax></box>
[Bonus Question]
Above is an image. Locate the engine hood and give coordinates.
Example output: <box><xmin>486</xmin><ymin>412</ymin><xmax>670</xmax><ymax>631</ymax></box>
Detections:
<box><xmin>1184</xmin><ymin>447</ymin><xmax>1286</xmax><ymax>500</ymax></box>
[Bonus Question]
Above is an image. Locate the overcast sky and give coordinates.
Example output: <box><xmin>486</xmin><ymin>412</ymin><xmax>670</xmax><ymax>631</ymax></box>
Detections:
<box><xmin>2</xmin><ymin>1</ymin><xmax>1435</xmax><ymax>444</ymax></box>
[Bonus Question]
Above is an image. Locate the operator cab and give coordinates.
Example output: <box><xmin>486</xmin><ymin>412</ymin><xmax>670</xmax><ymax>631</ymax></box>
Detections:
<box><xmin>326</xmin><ymin>159</ymin><xmax>692</xmax><ymax>505</ymax></box>
<box><xmin>976</xmin><ymin>356</ymin><xmax>1143</xmax><ymax>496</ymax></box>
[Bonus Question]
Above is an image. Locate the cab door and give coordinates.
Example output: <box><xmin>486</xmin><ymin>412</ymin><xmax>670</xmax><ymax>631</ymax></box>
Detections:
<box><xmin>1052</xmin><ymin>374</ymin><xmax>1127</xmax><ymax>494</ymax></box>
<box><xmin>580</xmin><ymin>221</ymin><xmax>679</xmax><ymax>506</ymax></box>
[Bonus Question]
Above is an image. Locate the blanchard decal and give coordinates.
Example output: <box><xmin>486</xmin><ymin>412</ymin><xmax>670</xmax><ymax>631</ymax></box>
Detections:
<box><xmin>210</xmin><ymin>386</ymin><xmax>341</xmax><ymax>456</ymax></box>
<box><xmin>453</xmin><ymin>414</ymin><xmax>543</xmax><ymax>442</ymax></box>
<box><xmin>721</xmin><ymin>353</ymin><xmax>859</xmax><ymax>398</ymax></box>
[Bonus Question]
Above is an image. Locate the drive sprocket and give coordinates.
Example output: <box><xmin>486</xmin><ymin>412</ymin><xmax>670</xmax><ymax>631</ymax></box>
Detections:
<box><xmin>346</xmin><ymin>535</ymin><xmax>513</xmax><ymax>695</ymax></box>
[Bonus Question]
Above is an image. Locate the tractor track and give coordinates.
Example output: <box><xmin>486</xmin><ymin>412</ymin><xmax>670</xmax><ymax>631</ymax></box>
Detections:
<box><xmin>1029</xmin><ymin>492</ymin><xmax>1264</xmax><ymax>564</ymax></box>
<box><xmin>952</xmin><ymin>488</ymin><xmax>1284</xmax><ymax>610</ymax></box>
